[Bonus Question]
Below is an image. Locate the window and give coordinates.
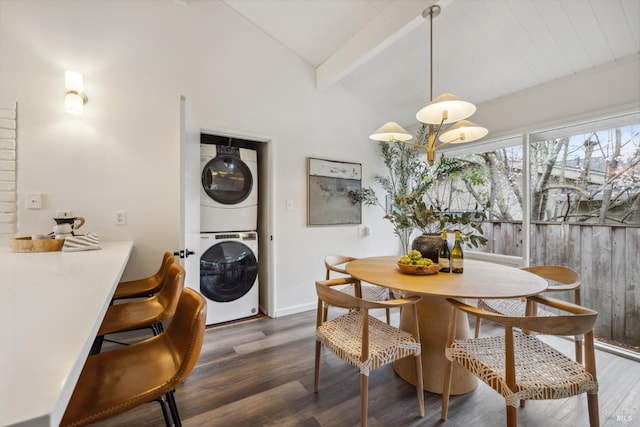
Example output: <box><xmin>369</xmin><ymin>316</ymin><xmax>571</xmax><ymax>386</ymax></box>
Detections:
<box><xmin>443</xmin><ymin>135</ymin><xmax>525</xmax><ymax>259</ymax></box>
<box><xmin>444</xmin><ymin>110</ymin><xmax>640</xmax><ymax>352</ymax></box>
<box><xmin>528</xmin><ymin>113</ymin><xmax>639</xmax><ymax>351</ymax></box>
<box><xmin>530</xmin><ymin>118</ymin><xmax>640</xmax><ymax>225</ymax></box>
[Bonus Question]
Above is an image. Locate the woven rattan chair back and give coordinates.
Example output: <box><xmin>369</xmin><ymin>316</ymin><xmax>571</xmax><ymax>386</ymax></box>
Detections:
<box><xmin>442</xmin><ymin>294</ymin><xmax>599</xmax><ymax>427</ymax></box>
<box><xmin>314</xmin><ymin>277</ymin><xmax>424</xmax><ymax>427</ymax></box>
<box><xmin>324</xmin><ymin>254</ymin><xmax>357</xmax><ymax>278</ymax></box>
<box><xmin>324</xmin><ymin>254</ymin><xmax>391</xmax><ymax>324</ymax></box>
<box><xmin>475</xmin><ymin>265</ymin><xmax>583</xmax><ymax>362</ymax></box>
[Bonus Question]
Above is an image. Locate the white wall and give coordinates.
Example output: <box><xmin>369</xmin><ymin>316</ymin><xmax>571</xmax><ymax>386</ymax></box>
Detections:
<box><xmin>2</xmin><ymin>1</ymin><xmax>638</xmax><ymax>317</ymax></box>
<box><xmin>0</xmin><ymin>0</ymin><xmax>395</xmax><ymax>316</ymax></box>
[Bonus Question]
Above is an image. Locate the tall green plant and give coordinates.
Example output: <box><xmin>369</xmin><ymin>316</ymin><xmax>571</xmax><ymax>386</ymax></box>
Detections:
<box><xmin>352</xmin><ymin>125</ymin><xmax>490</xmax><ymax>252</ymax></box>
<box><xmin>408</xmin><ymin>199</ymin><xmax>488</xmax><ymax>248</ymax></box>
<box><xmin>410</xmin><ymin>124</ymin><xmax>490</xmax><ymax>248</ymax></box>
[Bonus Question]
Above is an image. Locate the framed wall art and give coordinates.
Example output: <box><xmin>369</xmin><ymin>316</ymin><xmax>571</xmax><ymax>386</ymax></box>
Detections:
<box><xmin>307</xmin><ymin>157</ymin><xmax>362</xmax><ymax>226</ymax></box>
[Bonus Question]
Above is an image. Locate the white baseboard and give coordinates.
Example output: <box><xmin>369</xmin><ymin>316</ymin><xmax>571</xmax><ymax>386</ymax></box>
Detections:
<box><xmin>274</xmin><ymin>302</ymin><xmax>316</xmax><ymax>318</ymax></box>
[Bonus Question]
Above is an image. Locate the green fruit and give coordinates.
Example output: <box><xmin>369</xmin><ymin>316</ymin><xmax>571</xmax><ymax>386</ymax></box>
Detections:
<box><xmin>400</xmin><ymin>251</ymin><xmax>435</xmax><ymax>267</ymax></box>
<box><xmin>408</xmin><ymin>249</ymin><xmax>422</xmax><ymax>260</ymax></box>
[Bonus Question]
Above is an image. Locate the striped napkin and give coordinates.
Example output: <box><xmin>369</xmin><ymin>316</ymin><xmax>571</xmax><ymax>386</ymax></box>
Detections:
<box><xmin>62</xmin><ymin>232</ymin><xmax>102</xmax><ymax>252</ymax></box>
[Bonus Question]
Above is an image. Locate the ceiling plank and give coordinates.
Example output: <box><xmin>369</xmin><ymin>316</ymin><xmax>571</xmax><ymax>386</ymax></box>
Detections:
<box><xmin>593</xmin><ymin>0</ymin><xmax>638</xmax><ymax>60</ymax></box>
<box><xmin>316</xmin><ymin>0</ymin><xmax>452</xmax><ymax>90</ymax></box>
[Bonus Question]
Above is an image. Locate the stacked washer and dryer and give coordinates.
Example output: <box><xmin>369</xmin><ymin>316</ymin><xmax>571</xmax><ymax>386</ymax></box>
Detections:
<box><xmin>197</xmin><ymin>143</ymin><xmax>259</xmax><ymax>325</ymax></box>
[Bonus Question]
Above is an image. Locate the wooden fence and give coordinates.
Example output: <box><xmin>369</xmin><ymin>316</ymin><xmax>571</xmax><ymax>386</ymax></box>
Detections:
<box><xmin>476</xmin><ymin>221</ymin><xmax>640</xmax><ymax>348</ymax></box>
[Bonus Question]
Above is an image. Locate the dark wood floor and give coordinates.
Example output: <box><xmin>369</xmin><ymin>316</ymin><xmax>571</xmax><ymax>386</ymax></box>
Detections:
<box><xmin>95</xmin><ymin>309</ymin><xmax>639</xmax><ymax>427</ymax></box>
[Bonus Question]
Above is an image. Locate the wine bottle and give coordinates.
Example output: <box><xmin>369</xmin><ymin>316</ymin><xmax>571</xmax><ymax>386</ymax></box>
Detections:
<box><xmin>451</xmin><ymin>231</ymin><xmax>464</xmax><ymax>274</ymax></box>
<box><xmin>439</xmin><ymin>231</ymin><xmax>450</xmax><ymax>272</ymax></box>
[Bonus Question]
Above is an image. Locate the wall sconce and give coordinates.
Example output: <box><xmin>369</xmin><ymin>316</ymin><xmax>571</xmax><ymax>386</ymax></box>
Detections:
<box><xmin>65</xmin><ymin>70</ymin><xmax>88</xmax><ymax>114</ymax></box>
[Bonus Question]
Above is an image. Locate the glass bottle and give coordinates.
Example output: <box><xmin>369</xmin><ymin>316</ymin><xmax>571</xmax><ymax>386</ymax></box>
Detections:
<box><xmin>439</xmin><ymin>231</ymin><xmax>450</xmax><ymax>272</ymax></box>
<box><xmin>451</xmin><ymin>231</ymin><xmax>464</xmax><ymax>274</ymax></box>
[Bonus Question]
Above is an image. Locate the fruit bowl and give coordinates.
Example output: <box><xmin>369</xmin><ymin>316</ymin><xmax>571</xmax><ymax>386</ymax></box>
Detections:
<box><xmin>396</xmin><ymin>262</ymin><xmax>439</xmax><ymax>275</ymax></box>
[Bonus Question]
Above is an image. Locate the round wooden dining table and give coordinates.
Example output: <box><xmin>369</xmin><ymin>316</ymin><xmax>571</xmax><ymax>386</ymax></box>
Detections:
<box><xmin>346</xmin><ymin>256</ymin><xmax>548</xmax><ymax>395</ymax></box>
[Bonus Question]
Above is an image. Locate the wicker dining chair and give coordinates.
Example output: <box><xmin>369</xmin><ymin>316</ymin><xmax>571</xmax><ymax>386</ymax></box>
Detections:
<box><xmin>442</xmin><ymin>294</ymin><xmax>599</xmax><ymax>427</ymax></box>
<box><xmin>314</xmin><ymin>277</ymin><xmax>424</xmax><ymax>427</ymax></box>
<box><xmin>474</xmin><ymin>265</ymin><xmax>583</xmax><ymax>362</ymax></box>
<box><xmin>324</xmin><ymin>254</ymin><xmax>391</xmax><ymax>324</ymax></box>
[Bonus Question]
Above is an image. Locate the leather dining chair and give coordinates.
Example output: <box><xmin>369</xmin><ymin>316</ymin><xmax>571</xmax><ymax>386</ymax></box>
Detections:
<box><xmin>474</xmin><ymin>265</ymin><xmax>583</xmax><ymax>362</ymax></box>
<box><xmin>91</xmin><ymin>262</ymin><xmax>185</xmax><ymax>354</ymax></box>
<box><xmin>324</xmin><ymin>254</ymin><xmax>391</xmax><ymax>324</ymax></box>
<box><xmin>61</xmin><ymin>288</ymin><xmax>206</xmax><ymax>427</ymax></box>
<box><xmin>314</xmin><ymin>277</ymin><xmax>424</xmax><ymax>427</ymax></box>
<box><xmin>442</xmin><ymin>294</ymin><xmax>598</xmax><ymax>427</ymax></box>
<box><xmin>112</xmin><ymin>252</ymin><xmax>175</xmax><ymax>300</ymax></box>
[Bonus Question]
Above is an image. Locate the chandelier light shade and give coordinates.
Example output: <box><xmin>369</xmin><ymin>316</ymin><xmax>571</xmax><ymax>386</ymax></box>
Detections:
<box><xmin>370</xmin><ymin>4</ymin><xmax>487</xmax><ymax>165</ymax></box>
<box><xmin>65</xmin><ymin>70</ymin><xmax>88</xmax><ymax>115</ymax></box>
<box><xmin>415</xmin><ymin>92</ymin><xmax>477</xmax><ymax>125</ymax></box>
<box><xmin>369</xmin><ymin>121</ymin><xmax>413</xmax><ymax>142</ymax></box>
<box><xmin>439</xmin><ymin>119</ymin><xmax>489</xmax><ymax>144</ymax></box>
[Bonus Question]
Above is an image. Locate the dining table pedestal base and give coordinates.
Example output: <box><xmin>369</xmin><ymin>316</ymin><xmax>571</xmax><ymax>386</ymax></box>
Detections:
<box><xmin>393</xmin><ymin>295</ymin><xmax>478</xmax><ymax>395</ymax></box>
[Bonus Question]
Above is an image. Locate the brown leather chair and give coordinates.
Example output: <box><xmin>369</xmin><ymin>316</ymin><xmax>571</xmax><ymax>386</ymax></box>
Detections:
<box><xmin>61</xmin><ymin>288</ymin><xmax>206</xmax><ymax>427</ymax></box>
<box><xmin>91</xmin><ymin>262</ymin><xmax>185</xmax><ymax>354</ymax></box>
<box><xmin>112</xmin><ymin>252</ymin><xmax>175</xmax><ymax>300</ymax></box>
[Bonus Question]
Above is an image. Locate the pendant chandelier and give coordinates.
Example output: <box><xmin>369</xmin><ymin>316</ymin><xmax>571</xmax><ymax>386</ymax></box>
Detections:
<box><xmin>369</xmin><ymin>5</ymin><xmax>488</xmax><ymax>165</ymax></box>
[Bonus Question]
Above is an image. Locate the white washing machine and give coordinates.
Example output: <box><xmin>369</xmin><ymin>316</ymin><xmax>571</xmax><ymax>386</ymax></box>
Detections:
<box><xmin>201</xmin><ymin>144</ymin><xmax>258</xmax><ymax>233</ymax></box>
<box><xmin>197</xmin><ymin>232</ymin><xmax>259</xmax><ymax>325</ymax></box>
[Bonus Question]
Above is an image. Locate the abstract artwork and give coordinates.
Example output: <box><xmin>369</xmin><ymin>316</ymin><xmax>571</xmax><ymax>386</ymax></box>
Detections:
<box><xmin>307</xmin><ymin>158</ymin><xmax>362</xmax><ymax>226</ymax></box>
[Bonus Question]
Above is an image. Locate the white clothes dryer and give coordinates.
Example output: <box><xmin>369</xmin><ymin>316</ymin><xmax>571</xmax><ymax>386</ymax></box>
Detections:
<box><xmin>197</xmin><ymin>232</ymin><xmax>259</xmax><ymax>325</ymax></box>
<box><xmin>200</xmin><ymin>144</ymin><xmax>258</xmax><ymax>233</ymax></box>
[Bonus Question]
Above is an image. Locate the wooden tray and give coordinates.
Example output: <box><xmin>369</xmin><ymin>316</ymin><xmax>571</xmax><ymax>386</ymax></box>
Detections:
<box><xmin>10</xmin><ymin>236</ymin><xmax>64</xmax><ymax>252</ymax></box>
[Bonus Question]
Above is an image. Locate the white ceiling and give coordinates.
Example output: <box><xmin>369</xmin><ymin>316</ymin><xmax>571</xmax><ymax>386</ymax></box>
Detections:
<box><xmin>221</xmin><ymin>0</ymin><xmax>640</xmax><ymax>127</ymax></box>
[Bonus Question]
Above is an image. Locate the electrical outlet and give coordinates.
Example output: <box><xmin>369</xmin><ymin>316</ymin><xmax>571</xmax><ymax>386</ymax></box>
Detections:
<box><xmin>114</xmin><ymin>210</ymin><xmax>127</xmax><ymax>225</ymax></box>
<box><xmin>56</xmin><ymin>210</ymin><xmax>72</xmax><ymax>217</ymax></box>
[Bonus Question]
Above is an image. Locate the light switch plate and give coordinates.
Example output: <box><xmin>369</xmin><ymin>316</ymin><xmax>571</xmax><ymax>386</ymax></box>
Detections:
<box><xmin>26</xmin><ymin>193</ymin><xmax>42</xmax><ymax>209</ymax></box>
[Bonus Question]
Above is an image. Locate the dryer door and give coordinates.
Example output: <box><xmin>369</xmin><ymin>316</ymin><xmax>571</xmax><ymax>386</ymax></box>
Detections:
<box><xmin>202</xmin><ymin>155</ymin><xmax>253</xmax><ymax>205</ymax></box>
<box><xmin>200</xmin><ymin>241</ymin><xmax>258</xmax><ymax>302</ymax></box>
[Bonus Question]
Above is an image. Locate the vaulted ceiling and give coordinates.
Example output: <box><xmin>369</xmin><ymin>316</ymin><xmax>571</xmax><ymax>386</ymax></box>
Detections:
<box><xmin>221</xmin><ymin>0</ymin><xmax>640</xmax><ymax>128</ymax></box>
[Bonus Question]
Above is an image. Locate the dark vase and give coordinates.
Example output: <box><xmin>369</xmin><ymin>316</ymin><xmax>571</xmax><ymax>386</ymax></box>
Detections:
<box><xmin>411</xmin><ymin>233</ymin><xmax>441</xmax><ymax>263</ymax></box>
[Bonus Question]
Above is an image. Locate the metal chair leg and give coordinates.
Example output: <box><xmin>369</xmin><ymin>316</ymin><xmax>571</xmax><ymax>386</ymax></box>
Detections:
<box><xmin>152</xmin><ymin>322</ymin><xmax>165</xmax><ymax>336</ymax></box>
<box><xmin>166</xmin><ymin>389</ymin><xmax>182</xmax><ymax>427</ymax></box>
<box><xmin>155</xmin><ymin>396</ymin><xmax>173</xmax><ymax>426</ymax></box>
<box><xmin>90</xmin><ymin>335</ymin><xmax>104</xmax><ymax>355</ymax></box>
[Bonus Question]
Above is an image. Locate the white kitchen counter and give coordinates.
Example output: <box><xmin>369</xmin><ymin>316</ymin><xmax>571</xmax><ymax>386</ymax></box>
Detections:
<box><xmin>0</xmin><ymin>240</ymin><xmax>133</xmax><ymax>427</ymax></box>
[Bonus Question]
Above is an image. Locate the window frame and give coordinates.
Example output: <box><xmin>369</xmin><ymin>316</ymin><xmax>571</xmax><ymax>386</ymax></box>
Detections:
<box><xmin>438</xmin><ymin>108</ymin><xmax>640</xmax><ymax>267</ymax></box>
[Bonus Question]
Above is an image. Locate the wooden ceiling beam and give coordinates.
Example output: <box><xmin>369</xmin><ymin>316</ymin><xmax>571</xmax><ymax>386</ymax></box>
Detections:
<box><xmin>315</xmin><ymin>0</ymin><xmax>452</xmax><ymax>90</ymax></box>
